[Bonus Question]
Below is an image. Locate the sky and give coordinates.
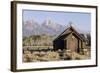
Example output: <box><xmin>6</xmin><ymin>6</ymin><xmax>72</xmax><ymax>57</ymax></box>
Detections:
<box><xmin>23</xmin><ymin>10</ymin><xmax>91</xmax><ymax>32</ymax></box>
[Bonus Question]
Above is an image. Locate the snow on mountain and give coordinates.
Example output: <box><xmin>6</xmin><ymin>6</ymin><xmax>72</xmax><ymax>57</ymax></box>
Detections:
<box><xmin>23</xmin><ymin>20</ymin><xmax>39</xmax><ymax>31</ymax></box>
<box><xmin>41</xmin><ymin>19</ymin><xmax>65</xmax><ymax>35</ymax></box>
<box><xmin>23</xmin><ymin>20</ymin><xmax>90</xmax><ymax>37</ymax></box>
<box><xmin>23</xmin><ymin>19</ymin><xmax>40</xmax><ymax>36</ymax></box>
<box><xmin>23</xmin><ymin>19</ymin><xmax>65</xmax><ymax>37</ymax></box>
<box><xmin>42</xmin><ymin>19</ymin><xmax>63</xmax><ymax>32</ymax></box>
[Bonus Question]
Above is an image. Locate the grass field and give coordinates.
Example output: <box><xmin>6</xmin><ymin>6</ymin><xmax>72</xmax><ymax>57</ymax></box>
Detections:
<box><xmin>23</xmin><ymin>47</ymin><xmax>91</xmax><ymax>62</ymax></box>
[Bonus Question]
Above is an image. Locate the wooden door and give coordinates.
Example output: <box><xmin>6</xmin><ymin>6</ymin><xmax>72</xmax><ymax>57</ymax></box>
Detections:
<box><xmin>67</xmin><ymin>36</ymin><xmax>78</xmax><ymax>52</ymax></box>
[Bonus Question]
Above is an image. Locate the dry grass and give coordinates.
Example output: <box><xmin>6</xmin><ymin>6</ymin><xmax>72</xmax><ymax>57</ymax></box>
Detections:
<box><xmin>63</xmin><ymin>49</ymin><xmax>91</xmax><ymax>60</ymax></box>
<box><xmin>23</xmin><ymin>48</ymin><xmax>91</xmax><ymax>62</ymax></box>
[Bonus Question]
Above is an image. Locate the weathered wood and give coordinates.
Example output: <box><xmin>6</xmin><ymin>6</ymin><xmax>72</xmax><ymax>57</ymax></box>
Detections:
<box><xmin>53</xmin><ymin>26</ymin><xmax>85</xmax><ymax>53</ymax></box>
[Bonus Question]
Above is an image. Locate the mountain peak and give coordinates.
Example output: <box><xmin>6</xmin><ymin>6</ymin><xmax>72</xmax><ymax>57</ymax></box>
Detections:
<box><xmin>42</xmin><ymin>19</ymin><xmax>64</xmax><ymax>32</ymax></box>
<box><xmin>24</xmin><ymin>19</ymin><xmax>39</xmax><ymax>31</ymax></box>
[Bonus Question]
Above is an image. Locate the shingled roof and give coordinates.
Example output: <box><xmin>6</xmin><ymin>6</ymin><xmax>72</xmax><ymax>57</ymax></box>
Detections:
<box><xmin>54</xmin><ymin>25</ymin><xmax>85</xmax><ymax>41</ymax></box>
